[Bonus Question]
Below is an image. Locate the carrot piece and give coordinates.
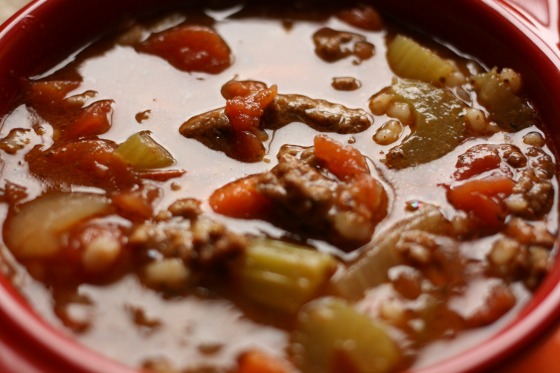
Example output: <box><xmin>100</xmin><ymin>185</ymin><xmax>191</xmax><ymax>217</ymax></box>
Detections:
<box><xmin>447</xmin><ymin>175</ymin><xmax>515</xmax><ymax>228</ymax></box>
<box><xmin>237</xmin><ymin>350</ymin><xmax>290</xmax><ymax>373</ymax></box>
<box><xmin>209</xmin><ymin>176</ymin><xmax>271</xmax><ymax>219</ymax></box>
<box><xmin>448</xmin><ymin>175</ymin><xmax>515</xmax><ymax>198</ymax></box>
<box><xmin>137</xmin><ymin>25</ymin><xmax>232</xmax><ymax>74</ymax></box>
<box><xmin>62</xmin><ymin>100</ymin><xmax>113</xmax><ymax>140</ymax></box>
<box><xmin>313</xmin><ymin>135</ymin><xmax>369</xmax><ymax>181</ymax></box>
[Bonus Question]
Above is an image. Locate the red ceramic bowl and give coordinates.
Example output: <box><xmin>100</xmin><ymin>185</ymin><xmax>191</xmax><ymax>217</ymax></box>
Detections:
<box><xmin>0</xmin><ymin>1</ymin><xmax>559</xmax><ymax>372</ymax></box>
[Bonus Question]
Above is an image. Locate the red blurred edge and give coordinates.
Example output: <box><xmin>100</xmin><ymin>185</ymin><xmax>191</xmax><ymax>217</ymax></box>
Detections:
<box><xmin>0</xmin><ymin>275</ymin><xmax>137</xmax><ymax>373</ymax></box>
<box><xmin>0</xmin><ymin>0</ymin><xmax>559</xmax><ymax>373</ymax></box>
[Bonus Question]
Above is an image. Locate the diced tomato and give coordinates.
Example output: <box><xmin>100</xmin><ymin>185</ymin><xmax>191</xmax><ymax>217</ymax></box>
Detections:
<box><xmin>447</xmin><ymin>175</ymin><xmax>515</xmax><ymax>228</ymax></box>
<box><xmin>237</xmin><ymin>350</ymin><xmax>291</xmax><ymax>373</ymax></box>
<box><xmin>111</xmin><ymin>186</ymin><xmax>161</xmax><ymax>220</ymax></box>
<box><xmin>25</xmin><ymin>79</ymin><xmax>80</xmax><ymax>107</ymax></box>
<box><xmin>25</xmin><ymin>79</ymin><xmax>83</xmax><ymax>126</ymax></box>
<box><xmin>336</xmin><ymin>5</ymin><xmax>383</xmax><ymax>31</ymax></box>
<box><xmin>225</xmin><ymin>85</ymin><xmax>278</xmax><ymax>132</ymax></box>
<box><xmin>137</xmin><ymin>25</ymin><xmax>232</xmax><ymax>74</ymax></box>
<box><xmin>465</xmin><ymin>281</ymin><xmax>516</xmax><ymax>327</ymax></box>
<box><xmin>26</xmin><ymin>139</ymin><xmax>137</xmax><ymax>191</ymax></box>
<box><xmin>227</xmin><ymin>100</ymin><xmax>261</xmax><ymax>131</ymax></box>
<box><xmin>66</xmin><ymin>224</ymin><xmax>122</xmax><ymax>260</ymax></box>
<box><xmin>313</xmin><ymin>135</ymin><xmax>369</xmax><ymax>181</ymax></box>
<box><xmin>0</xmin><ymin>181</ymin><xmax>28</xmax><ymax>206</ymax></box>
<box><xmin>62</xmin><ymin>100</ymin><xmax>114</xmax><ymax>140</ymax></box>
<box><xmin>222</xmin><ymin>83</ymin><xmax>277</xmax><ymax>161</ymax></box>
<box><xmin>209</xmin><ymin>176</ymin><xmax>271</xmax><ymax>219</ymax></box>
<box><xmin>221</xmin><ymin>80</ymin><xmax>268</xmax><ymax>99</ymax></box>
<box><xmin>64</xmin><ymin>223</ymin><xmax>126</xmax><ymax>276</ymax></box>
<box><xmin>454</xmin><ymin>145</ymin><xmax>501</xmax><ymax>180</ymax></box>
<box><xmin>136</xmin><ymin>169</ymin><xmax>186</xmax><ymax>182</ymax></box>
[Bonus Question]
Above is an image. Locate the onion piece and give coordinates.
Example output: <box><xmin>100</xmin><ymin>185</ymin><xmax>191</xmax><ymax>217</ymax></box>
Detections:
<box><xmin>331</xmin><ymin>204</ymin><xmax>451</xmax><ymax>299</ymax></box>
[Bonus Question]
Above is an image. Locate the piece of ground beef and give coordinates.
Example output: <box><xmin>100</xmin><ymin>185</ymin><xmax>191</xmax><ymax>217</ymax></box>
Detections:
<box><xmin>129</xmin><ymin>202</ymin><xmax>247</xmax><ymax>272</ymax></box>
<box><xmin>254</xmin><ymin>143</ymin><xmax>387</xmax><ymax>250</ymax></box>
<box><xmin>180</xmin><ymin>86</ymin><xmax>372</xmax><ymax>162</ymax></box>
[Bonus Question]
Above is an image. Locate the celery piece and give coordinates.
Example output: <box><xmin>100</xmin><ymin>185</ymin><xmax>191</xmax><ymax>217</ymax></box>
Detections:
<box><xmin>472</xmin><ymin>68</ymin><xmax>537</xmax><ymax>131</ymax></box>
<box><xmin>383</xmin><ymin>79</ymin><xmax>466</xmax><ymax>169</ymax></box>
<box><xmin>237</xmin><ymin>238</ymin><xmax>337</xmax><ymax>313</ymax></box>
<box><xmin>4</xmin><ymin>192</ymin><xmax>112</xmax><ymax>259</ymax></box>
<box><xmin>387</xmin><ymin>34</ymin><xmax>457</xmax><ymax>85</ymax></box>
<box><xmin>114</xmin><ymin>131</ymin><xmax>174</xmax><ymax>169</ymax></box>
<box><xmin>332</xmin><ymin>204</ymin><xmax>450</xmax><ymax>299</ymax></box>
<box><xmin>292</xmin><ymin>297</ymin><xmax>400</xmax><ymax>373</ymax></box>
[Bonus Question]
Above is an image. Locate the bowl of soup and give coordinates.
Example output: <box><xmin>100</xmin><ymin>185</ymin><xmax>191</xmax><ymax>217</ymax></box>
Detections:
<box><xmin>0</xmin><ymin>0</ymin><xmax>559</xmax><ymax>372</ymax></box>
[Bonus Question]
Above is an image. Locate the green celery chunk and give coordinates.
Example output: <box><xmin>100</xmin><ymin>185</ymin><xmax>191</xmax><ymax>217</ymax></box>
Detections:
<box><xmin>384</xmin><ymin>79</ymin><xmax>466</xmax><ymax>169</ymax></box>
<box><xmin>472</xmin><ymin>68</ymin><xmax>537</xmax><ymax>131</ymax></box>
<box><xmin>114</xmin><ymin>131</ymin><xmax>174</xmax><ymax>169</ymax></box>
<box><xmin>5</xmin><ymin>192</ymin><xmax>112</xmax><ymax>259</ymax></box>
<box><xmin>387</xmin><ymin>34</ymin><xmax>458</xmax><ymax>85</ymax></box>
<box><xmin>292</xmin><ymin>297</ymin><xmax>400</xmax><ymax>373</ymax></box>
<box><xmin>237</xmin><ymin>238</ymin><xmax>337</xmax><ymax>313</ymax></box>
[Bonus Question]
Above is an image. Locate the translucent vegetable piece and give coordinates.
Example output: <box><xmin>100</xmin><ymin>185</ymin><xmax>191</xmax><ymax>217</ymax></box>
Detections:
<box><xmin>292</xmin><ymin>297</ymin><xmax>400</xmax><ymax>373</ymax></box>
<box><xmin>472</xmin><ymin>68</ymin><xmax>537</xmax><ymax>131</ymax></box>
<box><xmin>114</xmin><ymin>131</ymin><xmax>174</xmax><ymax>169</ymax></box>
<box><xmin>4</xmin><ymin>193</ymin><xmax>112</xmax><ymax>259</ymax></box>
<box><xmin>236</xmin><ymin>238</ymin><xmax>337</xmax><ymax>313</ymax></box>
<box><xmin>383</xmin><ymin>79</ymin><xmax>466</xmax><ymax>169</ymax></box>
<box><xmin>332</xmin><ymin>204</ymin><xmax>451</xmax><ymax>299</ymax></box>
<box><xmin>387</xmin><ymin>35</ymin><xmax>458</xmax><ymax>85</ymax></box>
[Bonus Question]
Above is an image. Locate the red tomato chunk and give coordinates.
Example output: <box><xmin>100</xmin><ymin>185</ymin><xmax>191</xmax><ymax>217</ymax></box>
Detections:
<box><xmin>137</xmin><ymin>25</ymin><xmax>233</xmax><ymax>74</ymax></box>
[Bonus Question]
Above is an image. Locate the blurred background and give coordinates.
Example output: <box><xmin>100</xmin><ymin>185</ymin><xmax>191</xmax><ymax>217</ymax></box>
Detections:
<box><xmin>0</xmin><ymin>0</ymin><xmax>31</xmax><ymax>24</ymax></box>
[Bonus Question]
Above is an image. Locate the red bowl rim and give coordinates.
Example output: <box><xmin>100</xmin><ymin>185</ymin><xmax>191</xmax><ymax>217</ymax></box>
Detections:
<box><xmin>0</xmin><ymin>0</ymin><xmax>559</xmax><ymax>372</ymax></box>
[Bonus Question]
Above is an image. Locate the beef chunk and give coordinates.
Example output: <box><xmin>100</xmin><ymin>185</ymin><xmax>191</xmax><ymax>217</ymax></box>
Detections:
<box><xmin>210</xmin><ymin>137</ymin><xmax>387</xmax><ymax>250</ymax></box>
